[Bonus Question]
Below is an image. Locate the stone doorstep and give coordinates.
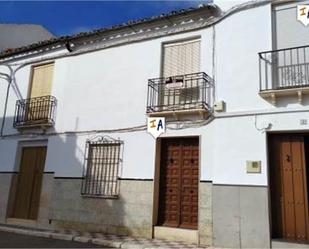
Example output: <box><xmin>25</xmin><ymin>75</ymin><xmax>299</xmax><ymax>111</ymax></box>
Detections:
<box><xmin>272</xmin><ymin>240</ymin><xmax>309</xmax><ymax>249</ymax></box>
<box><xmin>0</xmin><ymin>224</ymin><xmax>208</xmax><ymax>249</ymax></box>
<box><xmin>153</xmin><ymin>226</ymin><xmax>198</xmax><ymax>244</ymax></box>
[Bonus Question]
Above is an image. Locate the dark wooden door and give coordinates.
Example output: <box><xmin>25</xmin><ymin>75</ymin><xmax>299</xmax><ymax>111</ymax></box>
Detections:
<box><xmin>12</xmin><ymin>146</ymin><xmax>47</xmax><ymax>220</ymax></box>
<box><xmin>269</xmin><ymin>135</ymin><xmax>309</xmax><ymax>241</ymax></box>
<box><xmin>158</xmin><ymin>137</ymin><xmax>199</xmax><ymax>229</ymax></box>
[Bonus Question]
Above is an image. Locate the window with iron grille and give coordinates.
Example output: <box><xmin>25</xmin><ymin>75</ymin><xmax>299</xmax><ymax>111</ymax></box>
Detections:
<box><xmin>81</xmin><ymin>137</ymin><xmax>123</xmax><ymax>197</ymax></box>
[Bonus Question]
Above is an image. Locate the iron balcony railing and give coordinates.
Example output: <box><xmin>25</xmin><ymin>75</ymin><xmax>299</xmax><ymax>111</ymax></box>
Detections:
<box><xmin>147</xmin><ymin>72</ymin><xmax>213</xmax><ymax>113</ymax></box>
<box><xmin>259</xmin><ymin>45</ymin><xmax>309</xmax><ymax>91</ymax></box>
<box><xmin>13</xmin><ymin>95</ymin><xmax>57</xmax><ymax>128</ymax></box>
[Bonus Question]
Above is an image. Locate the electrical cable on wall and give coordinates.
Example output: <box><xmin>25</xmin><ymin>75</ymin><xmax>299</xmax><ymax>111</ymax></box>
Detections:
<box><xmin>0</xmin><ymin>113</ymin><xmax>215</xmax><ymax>139</ymax></box>
<box><xmin>254</xmin><ymin>114</ymin><xmax>272</xmax><ymax>133</ymax></box>
<box><xmin>0</xmin><ymin>0</ymin><xmax>272</xmax><ymax>139</ymax></box>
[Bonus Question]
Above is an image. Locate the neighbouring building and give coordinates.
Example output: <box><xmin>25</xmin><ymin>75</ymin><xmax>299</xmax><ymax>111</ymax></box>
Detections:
<box><xmin>0</xmin><ymin>24</ymin><xmax>54</xmax><ymax>52</ymax></box>
<box><xmin>0</xmin><ymin>0</ymin><xmax>309</xmax><ymax>248</ymax></box>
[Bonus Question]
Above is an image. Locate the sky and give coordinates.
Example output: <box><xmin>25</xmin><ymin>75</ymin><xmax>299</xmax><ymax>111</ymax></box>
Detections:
<box><xmin>0</xmin><ymin>1</ymin><xmax>208</xmax><ymax>36</ymax></box>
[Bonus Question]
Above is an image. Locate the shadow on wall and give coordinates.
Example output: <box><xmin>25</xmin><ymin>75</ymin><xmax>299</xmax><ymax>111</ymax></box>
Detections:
<box><xmin>0</xmin><ymin>116</ymin><xmax>18</xmax><ymax>223</ymax></box>
<box><xmin>0</xmin><ymin>68</ymin><xmax>128</xmax><ymax>234</ymax></box>
<box><xmin>48</xmin><ymin>132</ymin><xmax>124</xmax><ymax>236</ymax></box>
<box><xmin>0</xmin><ymin>116</ymin><xmax>151</xmax><ymax>238</ymax></box>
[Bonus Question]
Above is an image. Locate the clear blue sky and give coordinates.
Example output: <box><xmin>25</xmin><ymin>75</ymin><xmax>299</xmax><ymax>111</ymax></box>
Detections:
<box><xmin>0</xmin><ymin>1</ymin><xmax>207</xmax><ymax>36</ymax></box>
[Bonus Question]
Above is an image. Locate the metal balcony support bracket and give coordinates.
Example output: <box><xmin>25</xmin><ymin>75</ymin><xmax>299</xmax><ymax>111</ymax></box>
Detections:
<box><xmin>259</xmin><ymin>87</ymin><xmax>309</xmax><ymax>105</ymax></box>
<box><xmin>271</xmin><ymin>93</ymin><xmax>276</xmax><ymax>105</ymax></box>
<box><xmin>173</xmin><ymin>111</ymin><xmax>178</xmax><ymax>120</ymax></box>
<box><xmin>298</xmin><ymin>90</ymin><xmax>303</xmax><ymax>104</ymax></box>
<box><xmin>198</xmin><ymin>109</ymin><xmax>207</xmax><ymax>119</ymax></box>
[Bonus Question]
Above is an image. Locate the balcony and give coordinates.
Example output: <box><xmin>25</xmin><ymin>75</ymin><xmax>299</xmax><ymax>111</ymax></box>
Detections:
<box><xmin>259</xmin><ymin>45</ymin><xmax>309</xmax><ymax>104</ymax></box>
<box><xmin>13</xmin><ymin>95</ymin><xmax>57</xmax><ymax>129</ymax></box>
<box><xmin>147</xmin><ymin>72</ymin><xmax>213</xmax><ymax>117</ymax></box>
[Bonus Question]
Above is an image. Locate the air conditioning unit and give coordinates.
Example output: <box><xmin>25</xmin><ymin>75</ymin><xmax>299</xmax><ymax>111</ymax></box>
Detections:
<box><xmin>179</xmin><ymin>87</ymin><xmax>200</xmax><ymax>102</ymax></box>
<box><xmin>165</xmin><ymin>76</ymin><xmax>184</xmax><ymax>89</ymax></box>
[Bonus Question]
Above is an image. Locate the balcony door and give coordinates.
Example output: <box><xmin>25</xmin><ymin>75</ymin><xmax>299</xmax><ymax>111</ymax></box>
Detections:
<box><xmin>272</xmin><ymin>3</ymin><xmax>309</xmax><ymax>89</ymax></box>
<box><xmin>26</xmin><ymin>63</ymin><xmax>54</xmax><ymax>123</ymax></box>
<box><xmin>161</xmin><ymin>39</ymin><xmax>201</xmax><ymax>111</ymax></box>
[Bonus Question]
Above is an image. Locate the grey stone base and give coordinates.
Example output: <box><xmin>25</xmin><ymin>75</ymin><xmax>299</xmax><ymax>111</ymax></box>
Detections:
<box><xmin>1</xmin><ymin>173</ymin><xmax>273</xmax><ymax>248</ymax></box>
<box><xmin>50</xmin><ymin>179</ymin><xmax>154</xmax><ymax>238</ymax></box>
<box><xmin>0</xmin><ymin>173</ymin><xmax>15</xmax><ymax>223</ymax></box>
<box><xmin>212</xmin><ymin>185</ymin><xmax>271</xmax><ymax>248</ymax></box>
<box><xmin>198</xmin><ymin>182</ymin><xmax>212</xmax><ymax>245</ymax></box>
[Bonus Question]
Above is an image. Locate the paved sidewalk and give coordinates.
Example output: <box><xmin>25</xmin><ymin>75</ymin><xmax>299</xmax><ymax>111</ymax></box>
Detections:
<box><xmin>0</xmin><ymin>224</ymin><xmax>208</xmax><ymax>249</ymax></box>
<box><xmin>0</xmin><ymin>231</ymin><xmax>105</xmax><ymax>248</ymax></box>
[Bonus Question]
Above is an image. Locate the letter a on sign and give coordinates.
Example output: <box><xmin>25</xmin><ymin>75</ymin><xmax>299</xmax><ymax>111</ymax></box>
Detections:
<box><xmin>298</xmin><ymin>5</ymin><xmax>309</xmax><ymax>26</ymax></box>
<box><xmin>147</xmin><ymin>117</ymin><xmax>165</xmax><ymax>138</ymax></box>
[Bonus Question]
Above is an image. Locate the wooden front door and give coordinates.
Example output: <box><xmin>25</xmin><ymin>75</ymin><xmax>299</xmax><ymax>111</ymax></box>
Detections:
<box><xmin>158</xmin><ymin>137</ymin><xmax>199</xmax><ymax>229</ymax></box>
<box><xmin>12</xmin><ymin>146</ymin><xmax>47</xmax><ymax>220</ymax></box>
<box><xmin>269</xmin><ymin>135</ymin><xmax>309</xmax><ymax>241</ymax></box>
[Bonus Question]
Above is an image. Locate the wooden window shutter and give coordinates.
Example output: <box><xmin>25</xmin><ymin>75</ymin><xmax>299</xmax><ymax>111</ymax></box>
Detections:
<box><xmin>30</xmin><ymin>63</ymin><xmax>54</xmax><ymax>98</ymax></box>
<box><xmin>162</xmin><ymin>39</ymin><xmax>201</xmax><ymax>77</ymax></box>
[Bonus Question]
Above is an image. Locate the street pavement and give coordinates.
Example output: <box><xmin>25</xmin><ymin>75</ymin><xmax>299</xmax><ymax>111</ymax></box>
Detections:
<box><xmin>0</xmin><ymin>224</ymin><xmax>208</xmax><ymax>249</ymax></box>
<box><xmin>0</xmin><ymin>231</ymin><xmax>108</xmax><ymax>248</ymax></box>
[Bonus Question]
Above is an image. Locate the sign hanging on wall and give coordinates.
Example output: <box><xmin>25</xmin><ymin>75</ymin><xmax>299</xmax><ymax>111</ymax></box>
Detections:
<box><xmin>297</xmin><ymin>5</ymin><xmax>309</xmax><ymax>26</ymax></box>
<box><xmin>147</xmin><ymin>117</ymin><xmax>165</xmax><ymax>138</ymax></box>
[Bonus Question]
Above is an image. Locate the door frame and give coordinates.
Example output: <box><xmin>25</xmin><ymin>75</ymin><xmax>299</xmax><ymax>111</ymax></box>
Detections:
<box><xmin>13</xmin><ymin>140</ymin><xmax>48</xmax><ymax>172</ymax></box>
<box><xmin>6</xmin><ymin>140</ymin><xmax>48</xmax><ymax>220</ymax></box>
<box><xmin>152</xmin><ymin>135</ymin><xmax>201</xmax><ymax>233</ymax></box>
<box><xmin>267</xmin><ymin>132</ymin><xmax>309</xmax><ymax>243</ymax></box>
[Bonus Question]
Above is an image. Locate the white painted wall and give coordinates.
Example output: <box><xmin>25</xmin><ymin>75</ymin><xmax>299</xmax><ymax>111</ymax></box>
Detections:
<box><xmin>215</xmin><ymin>4</ymin><xmax>272</xmax><ymax>112</ymax></box>
<box><xmin>1</xmin><ymin>2</ymin><xmax>309</xmax><ymax>186</ymax></box>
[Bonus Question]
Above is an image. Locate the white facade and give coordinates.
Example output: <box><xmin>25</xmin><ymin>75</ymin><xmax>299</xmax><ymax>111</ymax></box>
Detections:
<box><xmin>0</xmin><ymin>2</ymin><xmax>272</xmax><ymax>180</ymax></box>
<box><xmin>1</xmin><ymin>0</ymin><xmax>309</xmax><ymax>247</ymax></box>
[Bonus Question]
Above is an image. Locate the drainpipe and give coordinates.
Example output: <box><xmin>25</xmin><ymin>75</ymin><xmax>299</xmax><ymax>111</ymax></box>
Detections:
<box><xmin>0</xmin><ymin>72</ymin><xmax>12</xmax><ymax>137</ymax></box>
<box><xmin>0</xmin><ymin>64</ymin><xmax>14</xmax><ymax>138</ymax></box>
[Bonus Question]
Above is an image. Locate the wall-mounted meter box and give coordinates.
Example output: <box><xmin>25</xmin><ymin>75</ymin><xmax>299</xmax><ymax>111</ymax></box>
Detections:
<box><xmin>246</xmin><ymin>161</ymin><xmax>261</xmax><ymax>173</ymax></box>
<box><xmin>214</xmin><ymin>100</ymin><xmax>225</xmax><ymax>112</ymax></box>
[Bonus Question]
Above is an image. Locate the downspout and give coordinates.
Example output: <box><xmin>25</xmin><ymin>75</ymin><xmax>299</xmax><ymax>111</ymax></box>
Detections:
<box><xmin>0</xmin><ymin>42</ymin><xmax>74</xmax><ymax>138</ymax></box>
<box><xmin>212</xmin><ymin>25</ymin><xmax>216</xmax><ymax>108</ymax></box>
<box><xmin>0</xmin><ymin>71</ymin><xmax>12</xmax><ymax>137</ymax></box>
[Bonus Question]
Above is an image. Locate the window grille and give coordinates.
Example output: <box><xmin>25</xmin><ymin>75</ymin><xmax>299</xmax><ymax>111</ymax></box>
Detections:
<box><xmin>81</xmin><ymin>137</ymin><xmax>123</xmax><ymax>197</ymax></box>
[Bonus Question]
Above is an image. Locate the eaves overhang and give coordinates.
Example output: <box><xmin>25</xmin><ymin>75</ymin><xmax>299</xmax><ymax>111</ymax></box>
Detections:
<box><xmin>0</xmin><ymin>4</ymin><xmax>220</xmax><ymax>61</ymax></box>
